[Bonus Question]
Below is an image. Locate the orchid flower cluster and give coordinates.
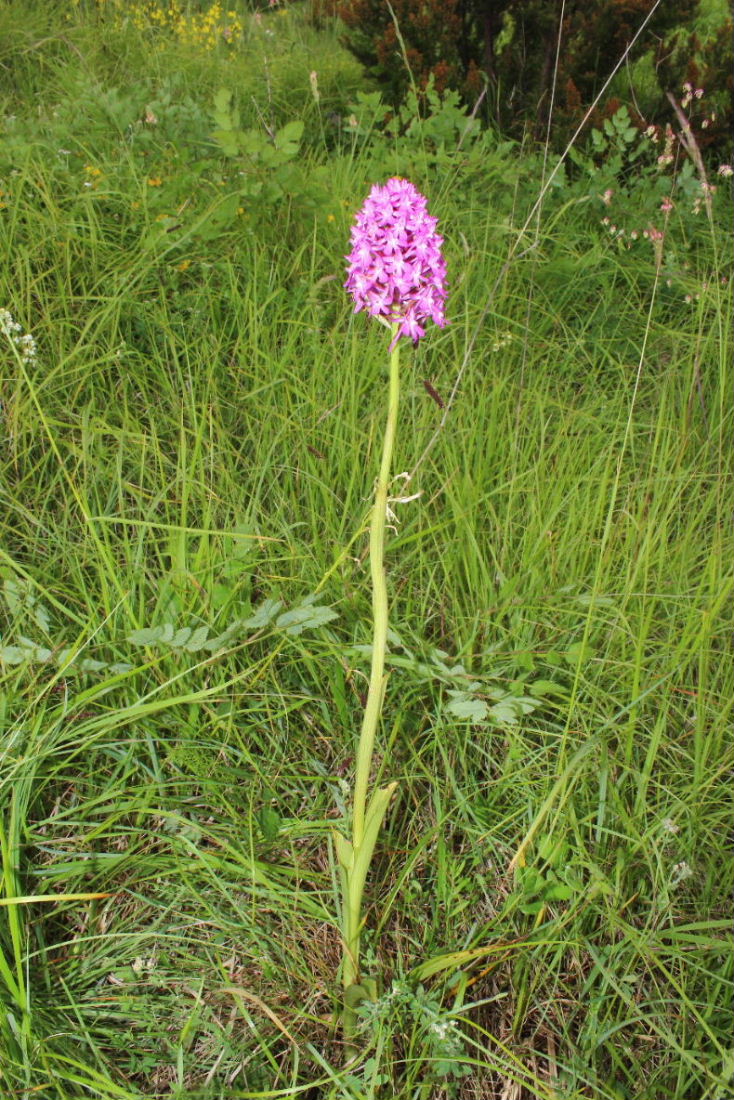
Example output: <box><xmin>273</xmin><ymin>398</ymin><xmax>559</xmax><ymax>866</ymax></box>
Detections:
<box><xmin>344</xmin><ymin>176</ymin><xmax>447</xmax><ymax>346</ymax></box>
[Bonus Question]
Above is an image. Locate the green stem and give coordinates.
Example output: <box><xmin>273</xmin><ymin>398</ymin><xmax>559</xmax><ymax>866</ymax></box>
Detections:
<box><xmin>341</xmin><ymin>326</ymin><xmax>401</xmax><ymax>1018</ymax></box>
<box><xmin>353</xmin><ymin>335</ymin><xmax>400</xmax><ymax>851</ymax></box>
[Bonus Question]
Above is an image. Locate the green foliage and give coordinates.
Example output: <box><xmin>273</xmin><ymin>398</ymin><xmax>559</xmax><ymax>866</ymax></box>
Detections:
<box><xmin>1</xmin><ymin>571</ymin><xmax>336</xmax><ymax>670</ymax></box>
<box><xmin>210</xmin><ymin>86</ymin><xmax>326</xmax><ymax>212</ymax></box>
<box><xmin>349</xmin><ymin>980</ymin><xmax>472</xmax><ymax>1094</ymax></box>
<box><xmin>126</xmin><ymin>591</ymin><xmax>337</xmax><ymax>651</ymax></box>
<box><xmin>337</xmin><ymin>0</ymin><xmax>465</xmax><ymax>107</ymax></box>
<box><xmin>342</xmin><ymin>81</ymin><xmax>521</xmax><ymax>212</ymax></box>
<box><xmin>336</xmin><ymin>0</ymin><xmax>732</xmax><ymax>159</ymax></box>
<box><xmin>0</xmin><ymin>2</ymin><xmax>731</xmax><ymax>1097</ymax></box>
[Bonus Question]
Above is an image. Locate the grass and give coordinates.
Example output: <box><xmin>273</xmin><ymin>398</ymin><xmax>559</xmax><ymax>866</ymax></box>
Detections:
<box><xmin>0</xmin><ymin>2</ymin><xmax>732</xmax><ymax>1098</ymax></box>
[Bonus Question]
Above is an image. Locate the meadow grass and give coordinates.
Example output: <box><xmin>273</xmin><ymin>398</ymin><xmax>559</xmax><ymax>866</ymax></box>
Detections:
<box><xmin>0</xmin><ymin>3</ymin><xmax>732</xmax><ymax>1098</ymax></box>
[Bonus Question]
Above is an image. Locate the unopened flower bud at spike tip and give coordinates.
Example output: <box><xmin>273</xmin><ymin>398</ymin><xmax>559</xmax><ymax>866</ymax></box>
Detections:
<box><xmin>344</xmin><ymin>177</ymin><xmax>447</xmax><ymax>345</ymax></box>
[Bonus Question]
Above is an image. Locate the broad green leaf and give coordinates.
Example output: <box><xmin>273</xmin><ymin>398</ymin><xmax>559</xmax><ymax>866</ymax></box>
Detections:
<box><xmin>202</xmin><ymin>620</ymin><xmax>242</xmax><ymax>652</ymax></box>
<box><xmin>518</xmin><ymin>900</ymin><xmax>544</xmax><ymax>915</ymax></box>
<box><xmin>17</xmin><ymin>636</ymin><xmax>52</xmax><ymax>661</ymax></box>
<box><xmin>564</xmin><ymin>641</ymin><xmax>594</xmax><ymax>666</ymax></box>
<box><xmin>488</xmin><ymin>700</ymin><xmax>521</xmax><ymax>724</ymax></box>
<box><xmin>511</xmin><ymin>695</ymin><xmax>540</xmax><ymax>715</ymax></box>
<box><xmin>239</xmin><ymin>129</ymin><xmax>268</xmax><ymax>157</ymax></box>
<box><xmin>538</xmin><ymin>836</ymin><xmax>568</xmax><ymax>864</ymax></box>
<box><xmin>446</xmin><ymin>691</ymin><xmax>488</xmax><ymax>723</ymax></box>
<box><xmin>275</xmin><ymin>597</ymin><xmax>337</xmax><ymax>636</ymax></box>
<box><xmin>544</xmin><ymin>882</ymin><xmax>574</xmax><ymax>902</ymax></box>
<box><xmin>211</xmin><ymin>128</ymin><xmax>241</xmax><ymax>157</ymax></box>
<box><xmin>0</xmin><ymin>645</ymin><xmax>26</xmax><ymax>665</ymax></box>
<box><xmin>32</xmin><ymin>603</ymin><xmax>51</xmax><ymax>633</ymax></box>
<box><xmin>274</xmin><ymin>119</ymin><xmax>304</xmax><ymax>155</ymax></box>
<box><xmin>74</xmin><ymin>656</ymin><xmax>107</xmax><ymax>672</ymax></box>
<box><xmin>2</xmin><ymin>576</ymin><xmax>23</xmax><ymax>614</ymax></box>
<box><xmin>211</xmin><ymin>582</ymin><xmax>234</xmax><ymax>609</ymax></box>
<box><xmin>127</xmin><ymin>623</ymin><xmax>176</xmax><ymax>646</ymax></box>
<box><xmin>345</xmin><ymin>983</ymin><xmax>370</xmax><ymax>1008</ymax></box>
<box><xmin>213</xmin><ymin>87</ymin><xmax>232</xmax><ymax>114</ymax></box>
<box><xmin>256</xmin><ymin>806</ymin><xmax>281</xmax><ymax>842</ymax></box>
<box><xmin>184</xmin><ymin>625</ymin><xmax>211</xmax><ymax>652</ymax></box>
<box><xmin>334</xmin><ymin>832</ymin><xmax>353</xmax><ymax>872</ymax></box>
<box><xmin>243</xmin><ymin>598</ymin><xmax>282</xmax><ymax>630</ymax></box>
<box><xmin>576</xmin><ymin>592</ymin><xmax>614</xmax><ymax>607</ymax></box>
<box><xmin>3</xmin><ymin>577</ymin><xmax>51</xmax><ymax>633</ymax></box>
<box><xmin>528</xmin><ymin>679</ymin><xmax>568</xmax><ymax>697</ymax></box>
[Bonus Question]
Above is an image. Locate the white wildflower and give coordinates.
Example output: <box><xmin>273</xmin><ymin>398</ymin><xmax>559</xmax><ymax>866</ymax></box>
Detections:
<box><xmin>670</xmin><ymin>860</ymin><xmax>693</xmax><ymax>887</ymax></box>
<box><xmin>0</xmin><ymin>309</ymin><xmax>37</xmax><ymax>364</ymax></box>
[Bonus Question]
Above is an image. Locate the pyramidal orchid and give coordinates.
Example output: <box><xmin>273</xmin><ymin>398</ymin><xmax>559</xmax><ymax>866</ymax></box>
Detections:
<box><xmin>336</xmin><ymin>179</ymin><xmax>447</xmax><ymax>1050</ymax></box>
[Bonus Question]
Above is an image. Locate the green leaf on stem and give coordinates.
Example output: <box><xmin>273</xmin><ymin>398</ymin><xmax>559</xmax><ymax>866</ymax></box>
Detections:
<box><xmin>334</xmin><ymin>832</ymin><xmax>354</xmax><ymax>872</ymax></box>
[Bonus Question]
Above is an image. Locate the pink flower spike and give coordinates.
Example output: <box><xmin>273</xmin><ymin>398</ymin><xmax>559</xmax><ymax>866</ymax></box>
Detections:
<box><xmin>345</xmin><ymin>178</ymin><xmax>447</xmax><ymax>346</ymax></box>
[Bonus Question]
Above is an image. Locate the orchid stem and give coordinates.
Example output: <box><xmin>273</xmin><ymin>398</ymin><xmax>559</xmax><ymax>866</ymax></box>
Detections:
<box><xmin>352</xmin><ymin>332</ymin><xmax>399</xmax><ymax>849</ymax></box>
<box><xmin>340</xmin><ymin>325</ymin><xmax>401</xmax><ymax>1046</ymax></box>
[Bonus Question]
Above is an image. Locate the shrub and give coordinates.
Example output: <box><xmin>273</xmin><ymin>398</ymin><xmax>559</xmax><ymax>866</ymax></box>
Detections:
<box><xmin>335</xmin><ymin>0</ymin><xmax>731</xmax><ymax>159</ymax></box>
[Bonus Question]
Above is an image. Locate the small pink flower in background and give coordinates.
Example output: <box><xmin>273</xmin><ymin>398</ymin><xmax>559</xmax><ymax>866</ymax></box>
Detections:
<box><xmin>601</xmin><ymin>188</ymin><xmax>613</xmax><ymax>206</ymax></box>
<box><xmin>660</xmin><ymin>197</ymin><xmax>674</xmax><ymax>214</ymax></box>
<box><xmin>345</xmin><ymin>177</ymin><xmax>447</xmax><ymax>346</ymax></box>
<box><xmin>644</xmin><ymin>224</ymin><xmax>665</xmax><ymax>267</ymax></box>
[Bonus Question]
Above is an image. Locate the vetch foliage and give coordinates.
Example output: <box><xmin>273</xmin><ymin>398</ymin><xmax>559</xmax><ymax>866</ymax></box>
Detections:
<box><xmin>0</xmin><ymin>574</ymin><xmax>336</xmax><ymax>671</ymax></box>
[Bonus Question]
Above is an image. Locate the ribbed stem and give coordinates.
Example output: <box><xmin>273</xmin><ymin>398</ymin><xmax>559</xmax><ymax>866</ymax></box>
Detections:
<box><xmin>341</xmin><ymin>327</ymin><xmax>400</xmax><ymax>1041</ymax></box>
<box><xmin>352</xmin><ymin>335</ymin><xmax>400</xmax><ymax>851</ymax></box>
